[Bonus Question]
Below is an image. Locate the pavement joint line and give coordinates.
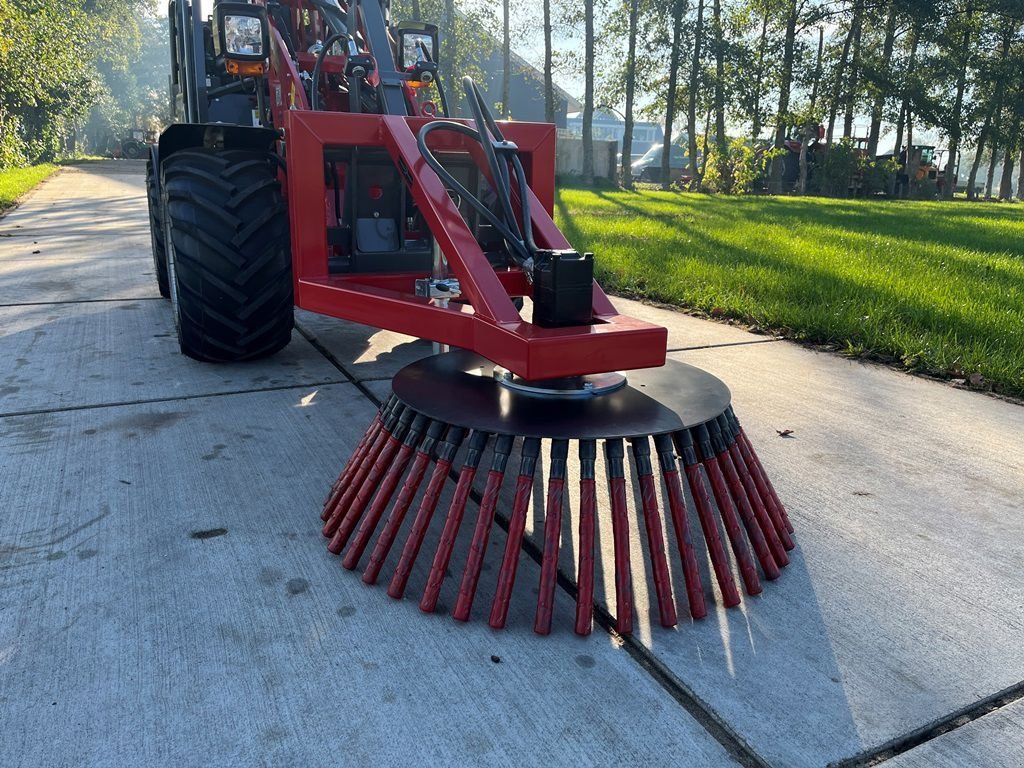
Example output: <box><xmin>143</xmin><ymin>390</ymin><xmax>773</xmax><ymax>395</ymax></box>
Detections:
<box><xmin>0</xmin><ymin>379</ymin><xmax>352</xmax><ymax>421</ymax></box>
<box><xmin>294</xmin><ymin>320</ymin><xmax>385</xmax><ymax>404</ymax></box>
<box><xmin>295</xmin><ymin>317</ymin><xmax>768</xmax><ymax>768</ymax></box>
<box><xmin>487</xmin><ymin>502</ymin><xmax>771</xmax><ymax>768</ymax></box>
<box><xmin>665</xmin><ymin>338</ymin><xmax>783</xmax><ymax>353</ymax></box>
<box><xmin>832</xmin><ymin>678</ymin><xmax>1024</xmax><ymax>767</ymax></box>
<box><xmin>0</xmin><ymin>297</ymin><xmax>165</xmax><ymax>309</ymax></box>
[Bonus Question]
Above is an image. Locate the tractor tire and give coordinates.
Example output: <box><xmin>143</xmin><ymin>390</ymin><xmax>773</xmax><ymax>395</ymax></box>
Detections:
<box><xmin>160</xmin><ymin>148</ymin><xmax>293</xmax><ymax>362</ymax></box>
<box><xmin>145</xmin><ymin>159</ymin><xmax>170</xmax><ymax>298</ymax></box>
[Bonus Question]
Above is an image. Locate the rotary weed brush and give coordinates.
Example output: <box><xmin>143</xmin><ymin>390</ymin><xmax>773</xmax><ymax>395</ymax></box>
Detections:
<box><xmin>321</xmin><ymin>351</ymin><xmax>794</xmax><ymax>635</ymax></box>
<box><xmin>312</xmin><ymin>76</ymin><xmax>796</xmax><ymax>635</ymax></box>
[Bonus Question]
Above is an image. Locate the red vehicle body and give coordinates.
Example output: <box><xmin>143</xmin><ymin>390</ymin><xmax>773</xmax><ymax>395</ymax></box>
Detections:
<box><xmin>155</xmin><ymin>0</ymin><xmax>667</xmax><ymax>380</ymax></box>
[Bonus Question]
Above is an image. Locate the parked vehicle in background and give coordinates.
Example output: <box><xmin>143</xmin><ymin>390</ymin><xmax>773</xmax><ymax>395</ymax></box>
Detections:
<box><xmin>103</xmin><ymin>129</ymin><xmax>157</xmax><ymax>159</ymax></box>
<box><xmin>631</xmin><ymin>141</ymin><xmax>691</xmax><ymax>184</ymax></box>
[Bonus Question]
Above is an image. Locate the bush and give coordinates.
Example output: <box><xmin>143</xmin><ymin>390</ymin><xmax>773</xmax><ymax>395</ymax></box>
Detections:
<box><xmin>859</xmin><ymin>155</ymin><xmax>900</xmax><ymax>196</ymax></box>
<box><xmin>808</xmin><ymin>139</ymin><xmax>859</xmax><ymax>196</ymax></box>
<box><xmin>701</xmin><ymin>137</ymin><xmax>777</xmax><ymax>195</ymax></box>
<box><xmin>0</xmin><ymin>109</ymin><xmax>29</xmax><ymax>169</ymax></box>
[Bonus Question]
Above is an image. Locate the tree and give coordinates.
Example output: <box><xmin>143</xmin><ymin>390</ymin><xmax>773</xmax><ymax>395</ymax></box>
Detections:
<box><xmin>825</xmin><ymin>2</ymin><xmax>858</xmax><ymax>147</ymax></box>
<box><xmin>864</xmin><ymin>0</ymin><xmax>897</xmax><ymax>157</ymax></box>
<box><xmin>619</xmin><ymin>0</ymin><xmax>640</xmax><ymax>187</ymax></box>
<box><xmin>939</xmin><ymin>0</ymin><xmax>979</xmax><ymax>198</ymax></box>
<box><xmin>661</xmin><ymin>0</ymin><xmax>687</xmax><ymax>188</ymax></box>
<box><xmin>583</xmin><ymin>0</ymin><xmax>596</xmax><ymax>184</ymax></box>
<box><xmin>543</xmin><ymin>0</ymin><xmax>555</xmax><ymax>122</ymax></box>
<box><xmin>768</xmin><ymin>0</ymin><xmax>798</xmax><ymax>193</ymax></box>
<box><xmin>711</xmin><ymin>0</ymin><xmax>728</xmax><ymax>187</ymax></box>
<box><xmin>501</xmin><ymin>0</ymin><xmax>511</xmax><ymax>117</ymax></box>
<box><xmin>687</xmin><ymin>0</ymin><xmax>706</xmax><ymax>186</ymax></box>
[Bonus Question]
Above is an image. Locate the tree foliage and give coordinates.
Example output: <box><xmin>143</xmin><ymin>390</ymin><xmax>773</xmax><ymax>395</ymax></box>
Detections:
<box><xmin>0</xmin><ymin>0</ymin><xmax>167</xmax><ymax>168</ymax></box>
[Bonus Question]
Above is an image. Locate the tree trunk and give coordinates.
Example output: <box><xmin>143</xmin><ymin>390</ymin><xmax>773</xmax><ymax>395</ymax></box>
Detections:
<box><xmin>904</xmin><ymin>110</ymin><xmax>915</xmax><ymax>199</ymax></box>
<box><xmin>799</xmin><ymin>122</ymin><xmax>814</xmax><ymax>195</ymax></box>
<box><xmin>620</xmin><ymin>0</ymin><xmax>640</xmax><ymax>188</ymax></box>
<box><xmin>751</xmin><ymin>11</ymin><xmax>769</xmax><ymax>141</ymax></box>
<box><xmin>843</xmin><ymin>0</ymin><xmax>864</xmax><ymax>139</ymax></box>
<box><xmin>698</xmin><ymin>106</ymin><xmax>712</xmax><ymax>184</ymax></box>
<box><xmin>687</xmin><ymin>0</ymin><xmax>705</xmax><ymax>188</ymax></box>
<box><xmin>866</xmin><ymin>1</ymin><xmax>897</xmax><ymax>157</ymax></box>
<box><xmin>712</xmin><ymin>0</ymin><xmax>728</xmax><ymax>189</ymax></box>
<box><xmin>809</xmin><ymin>25</ymin><xmax>824</xmax><ymax>114</ymax></box>
<box><xmin>769</xmin><ymin>0</ymin><xmax>797</xmax><ymax>193</ymax></box>
<box><xmin>411</xmin><ymin>0</ymin><xmax>421</xmax><ymax>20</ymax></box>
<box><xmin>893</xmin><ymin>101</ymin><xmax>905</xmax><ymax>161</ymax></box>
<box><xmin>582</xmin><ymin>0</ymin><xmax>595</xmax><ymax>185</ymax></box>
<box><xmin>890</xmin><ymin>101</ymin><xmax>905</xmax><ymax>196</ymax></box>
<box><xmin>662</xmin><ymin>0</ymin><xmax>686</xmax><ymax>189</ymax></box>
<box><xmin>894</xmin><ymin>21</ymin><xmax>920</xmax><ymax>196</ymax></box>
<box><xmin>943</xmin><ymin>3</ymin><xmax>974</xmax><ymax>200</ymax></box>
<box><xmin>1017</xmin><ymin>147</ymin><xmax>1024</xmax><ymax>201</ymax></box>
<box><xmin>966</xmin><ymin>108</ymin><xmax>994</xmax><ymax>200</ymax></box>
<box><xmin>501</xmin><ymin>0</ymin><xmax>511</xmax><ymax>119</ymax></box>
<box><xmin>981</xmin><ymin>19</ymin><xmax>1014</xmax><ymax>198</ymax></box>
<box><xmin>543</xmin><ymin>0</ymin><xmax>554</xmax><ymax>123</ymax></box>
<box><xmin>825</xmin><ymin>5</ymin><xmax>857</xmax><ymax>148</ymax></box>
<box><xmin>985</xmin><ymin>134</ymin><xmax>1000</xmax><ymax>198</ymax></box>
<box><xmin>998</xmin><ymin>119</ymin><xmax>1019</xmax><ymax>199</ymax></box>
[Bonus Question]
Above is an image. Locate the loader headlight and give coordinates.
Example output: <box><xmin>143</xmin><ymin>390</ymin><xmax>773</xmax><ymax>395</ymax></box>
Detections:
<box><xmin>224</xmin><ymin>15</ymin><xmax>264</xmax><ymax>56</ymax></box>
<box><xmin>396</xmin><ymin>22</ymin><xmax>440</xmax><ymax>70</ymax></box>
<box><xmin>214</xmin><ymin>2</ymin><xmax>271</xmax><ymax>69</ymax></box>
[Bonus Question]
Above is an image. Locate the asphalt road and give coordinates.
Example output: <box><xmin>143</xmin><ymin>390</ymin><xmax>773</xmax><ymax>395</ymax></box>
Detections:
<box><xmin>1</xmin><ymin>161</ymin><xmax>1022</xmax><ymax>767</ymax></box>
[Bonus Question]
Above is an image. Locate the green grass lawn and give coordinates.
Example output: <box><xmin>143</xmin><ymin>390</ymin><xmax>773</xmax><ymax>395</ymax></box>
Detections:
<box><xmin>0</xmin><ymin>164</ymin><xmax>58</xmax><ymax>213</ymax></box>
<box><xmin>555</xmin><ymin>189</ymin><xmax>1024</xmax><ymax>398</ymax></box>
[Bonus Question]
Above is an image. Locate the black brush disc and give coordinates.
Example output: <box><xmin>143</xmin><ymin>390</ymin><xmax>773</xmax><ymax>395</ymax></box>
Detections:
<box><xmin>391</xmin><ymin>350</ymin><xmax>731</xmax><ymax>440</ymax></box>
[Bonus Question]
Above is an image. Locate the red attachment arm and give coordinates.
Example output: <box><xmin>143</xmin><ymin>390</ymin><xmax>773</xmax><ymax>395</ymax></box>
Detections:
<box><xmin>284</xmin><ymin>110</ymin><xmax>667</xmax><ymax>379</ymax></box>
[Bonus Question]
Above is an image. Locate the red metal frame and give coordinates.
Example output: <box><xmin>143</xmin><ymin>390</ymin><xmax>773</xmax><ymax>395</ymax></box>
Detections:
<box><xmin>284</xmin><ymin>110</ymin><xmax>667</xmax><ymax>379</ymax></box>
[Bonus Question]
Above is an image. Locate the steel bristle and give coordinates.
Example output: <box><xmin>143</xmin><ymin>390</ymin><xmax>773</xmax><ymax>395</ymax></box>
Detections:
<box><xmin>318</xmin><ymin>398</ymin><xmax>795</xmax><ymax>635</ymax></box>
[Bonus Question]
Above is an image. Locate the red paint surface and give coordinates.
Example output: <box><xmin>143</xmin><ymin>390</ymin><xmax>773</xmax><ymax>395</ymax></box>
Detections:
<box><xmin>343</xmin><ymin>442</ymin><xmax>416</xmax><ymax>570</ymax></box>
<box><xmin>327</xmin><ymin>434</ymin><xmax>401</xmax><ymax>554</ymax></box>
<box><xmin>636</xmin><ymin>473</ymin><xmax>678</xmax><ymax>628</ymax></box>
<box><xmin>717</xmin><ymin>450</ymin><xmax>781</xmax><ymax>579</ymax></box>
<box><xmin>684</xmin><ymin>464</ymin><xmax>741</xmax><ymax>608</ymax></box>
<box><xmin>703</xmin><ymin>456</ymin><xmax>762</xmax><ymax>596</ymax></box>
<box><xmin>574</xmin><ymin>478</ymin><xmax>597</xmax><ymax>636</ymax></box>
<box><xmin>662</xmin><ymin>468</ymin><xmax>707</xmax><ymax>619</ymax></box>
<box><xmin>453</xmin><ymin>469</ymin><xmax>506</xmax><ymax>621</ymax></box>
<box><xmin>608</xmin><ymin>475</ymin><xmax>634</xmax><ymax>635</ymax></box>
<box><xmin>739</xmin><ymin>430</ymin><xmax>794</xmax><ymax>535</ymax></box>
<box><xmin>388</xmin><ymin>458</ymin><xmax>452</xmax><ymax>599</ymax></box>
<box><xmin>420</xmin><ymin>466</ymin><xmax>478</xmax><ymax>613</ymax></box>
<box><xmin>489</xmin><ymin>474</ymin><xmax>535</xmax><ymax>629</ymax></box>
<box><xmin>728</xmin><ymin>442</ymin><xmax>790</xmax><ymax>565</ymax></box>
<box><xmin>534</xmin><ymin>477</ymin><xmax>566</xmax><ymax>635</ymax></box>
<box><xmin>322</xmin><ymin>424</ymin><xmax>392</xmax><ymax>538</ymax></box>
<box><xmin>363</xmin><ymin>448</ymin><xmax>433</xmax><ymax>584</ymax></box>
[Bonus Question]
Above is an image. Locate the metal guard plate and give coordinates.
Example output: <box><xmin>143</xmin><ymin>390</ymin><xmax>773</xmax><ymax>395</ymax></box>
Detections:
<box><xmin>391</xmin><ymin>350</ymin><xmax>731</xmax><ymax>440</ymax></box>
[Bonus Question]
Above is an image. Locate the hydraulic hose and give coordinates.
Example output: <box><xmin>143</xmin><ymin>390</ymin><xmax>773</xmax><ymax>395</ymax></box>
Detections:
<box><xmin>311</xmin><ymin>32</ymin><xmax>348</xmax><ymax>111</ymax></box>
<box><xmin>416</xmin><ymin>77</ymin><xmax>539</xmax><ymax>273</ymax></box>
<box><xmin>417</xmin><ymin>121</ymin><xmax>532</xmax><ymax>265</ymax></box>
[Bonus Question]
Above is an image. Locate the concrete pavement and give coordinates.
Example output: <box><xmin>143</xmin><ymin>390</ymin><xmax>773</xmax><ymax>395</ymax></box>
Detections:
<box><xmin>1</xmin><ymin>161</ymin><xmax>1022</xmax><ymax>767</ymax></box>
